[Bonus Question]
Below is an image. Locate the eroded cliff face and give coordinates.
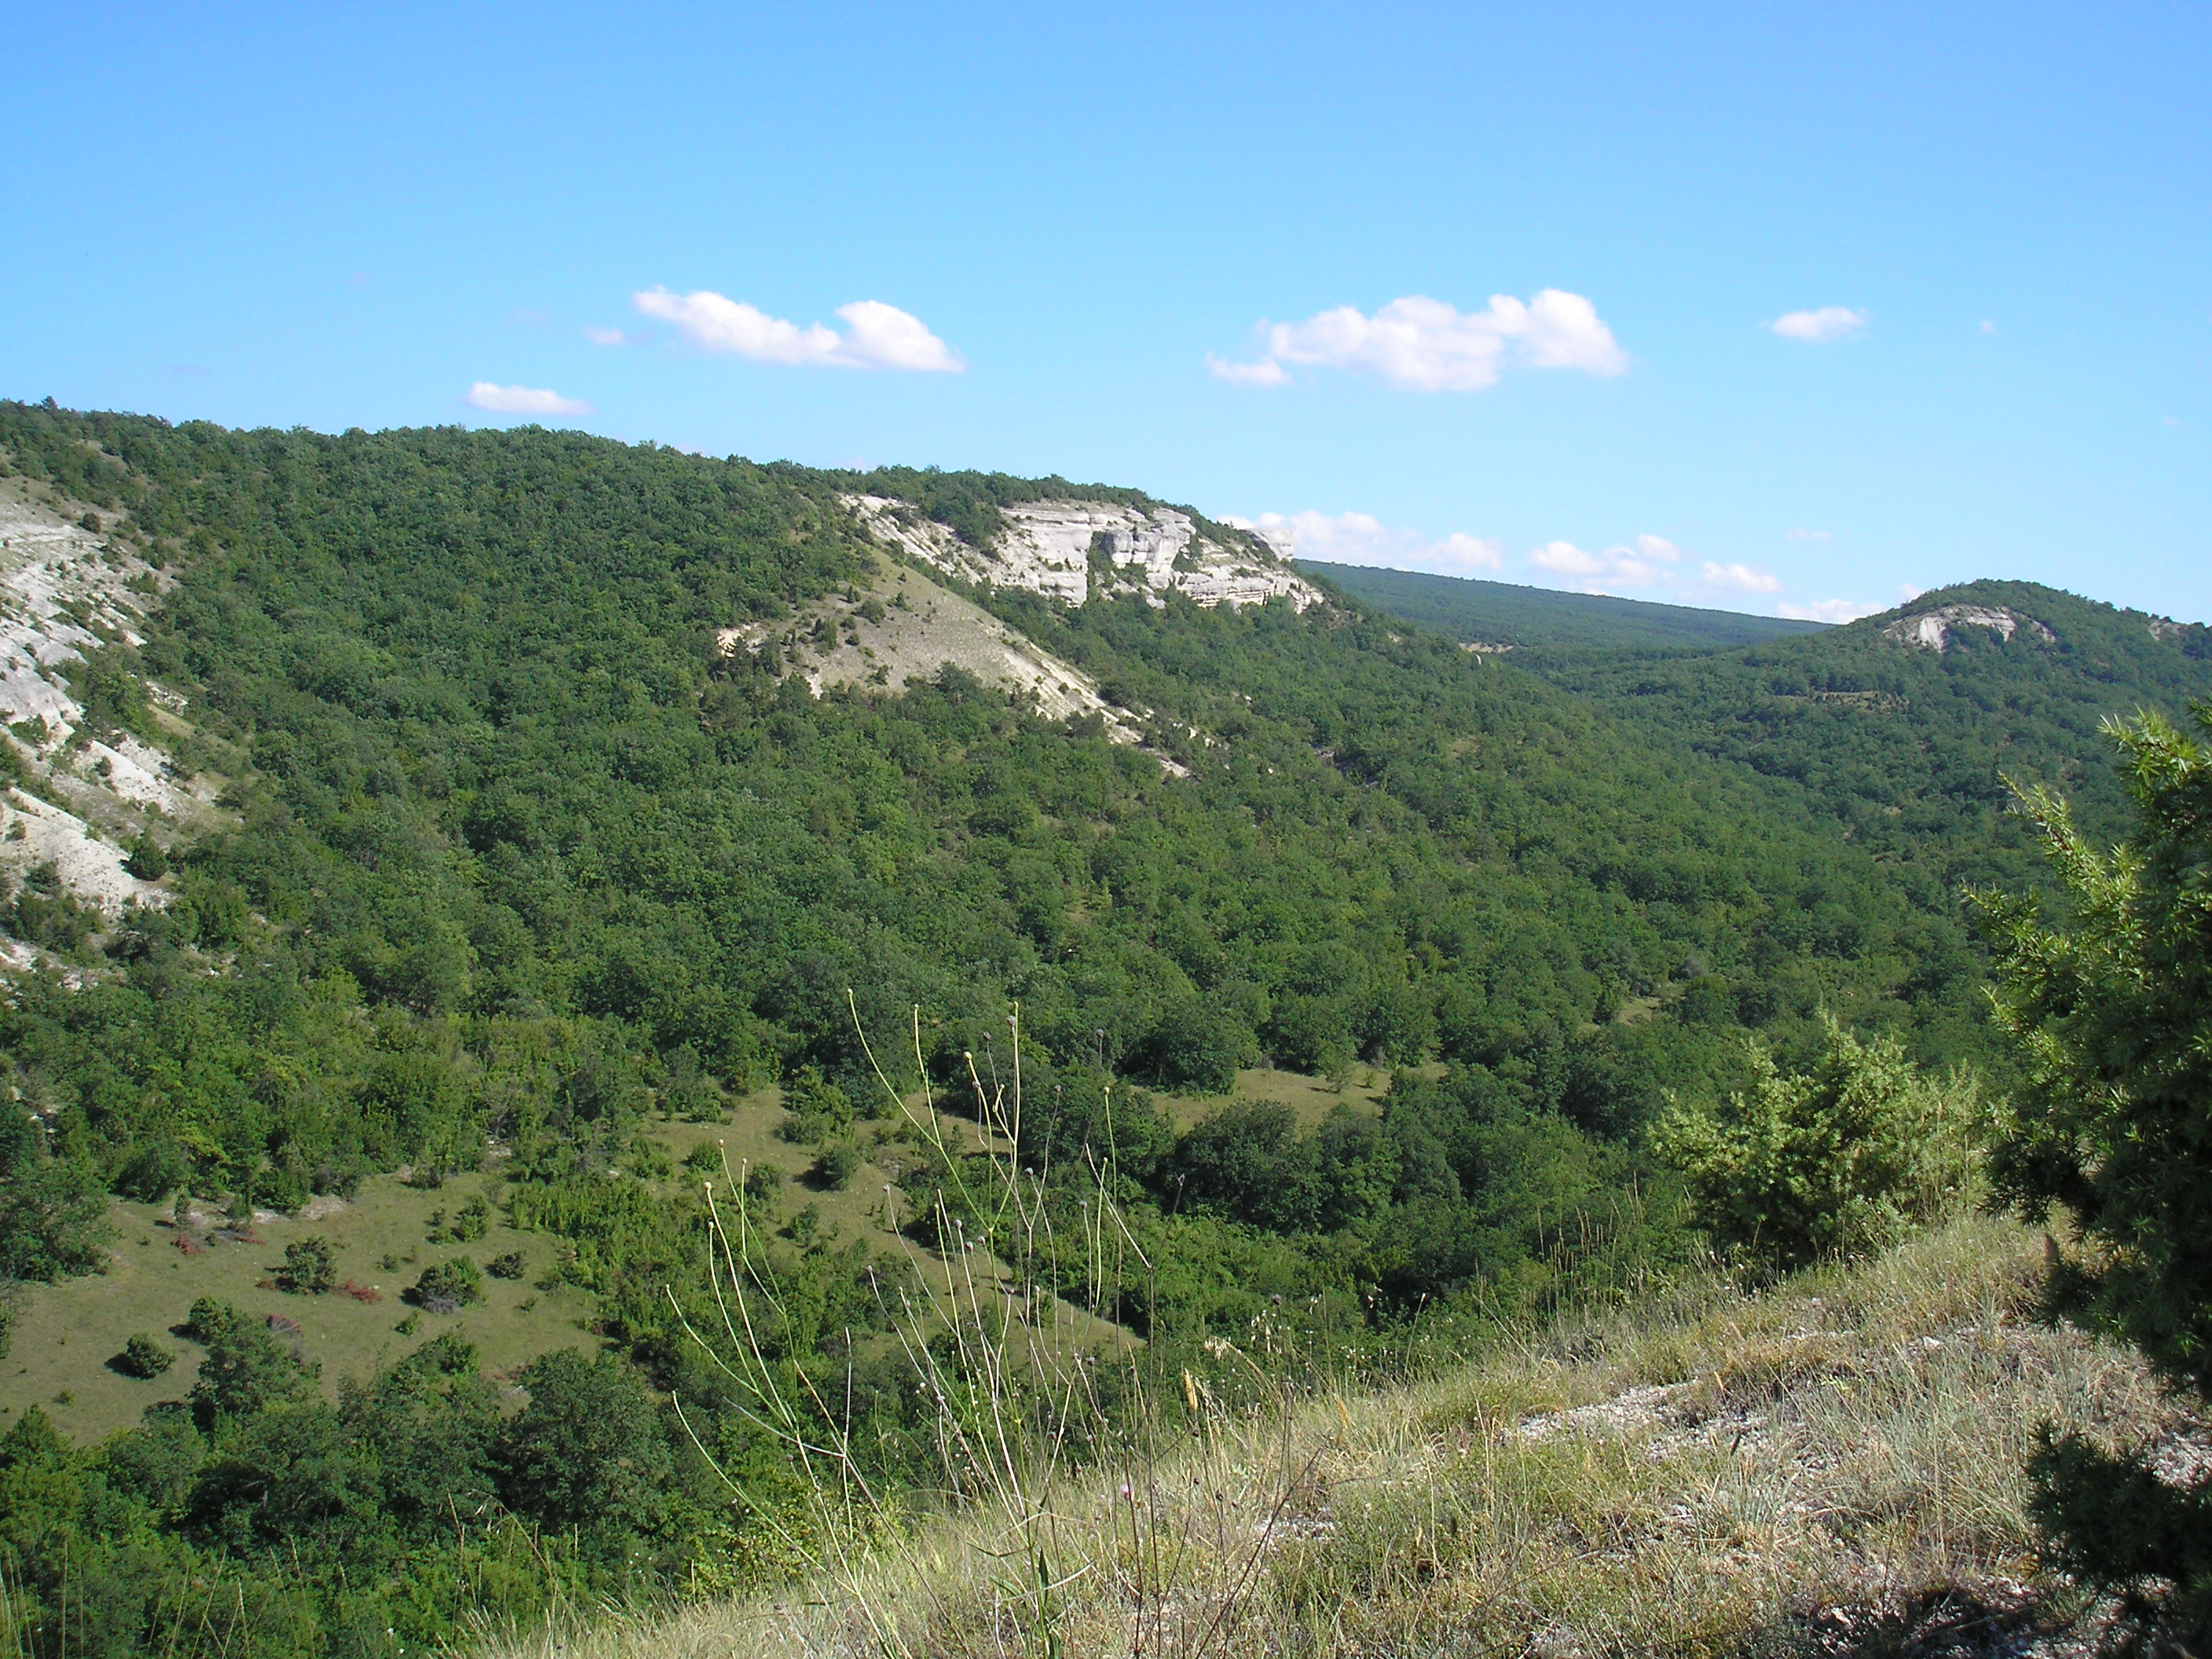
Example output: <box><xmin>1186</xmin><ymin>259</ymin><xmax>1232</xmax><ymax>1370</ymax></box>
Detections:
<box><xmin>1881</xmin><ymin>603</ymin><xmax>2056</xmax><ymax>653</ymax></box>
<box><xmin>843</xmin><ymin>495</ymin><xmax>1324</xmax><ymax>611</ymax></box>
<box><xmin>0</xmin><ymin>479</ymin><xmax>231</xmax><ymax>942</ymax></box>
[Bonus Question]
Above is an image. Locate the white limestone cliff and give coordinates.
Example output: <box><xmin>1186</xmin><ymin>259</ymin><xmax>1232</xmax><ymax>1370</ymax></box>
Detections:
<box><xmin>843</xmin><ymin>495</ymin><xmax>1324</xmax><ymax>612</ymax></box>
<box><xmin>1883</xmin><ymin>603</ymin><xmax>2056</xmax><ymax>653</ymax></box>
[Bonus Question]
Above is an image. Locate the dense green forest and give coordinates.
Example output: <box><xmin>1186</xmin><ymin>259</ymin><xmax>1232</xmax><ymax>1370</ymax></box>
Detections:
<box><xmin>1304</xmin><ymin>560</ymin><xmax>1826</xmax><ymax>656</ymax></box>
<box><xmin>1551</xmin><ymin>580</ymin><xmax>2212</xmax><ymax>899</ymax></box>
<box><xmin>0</xmin><ymin>404</ymin><xmax>2204</xmax><ymax>1656</ymax></box>
<box><xmin>1324</xmin><ymin>558</ymin><xmax>2212</xmax><ymax>901</ymax></box>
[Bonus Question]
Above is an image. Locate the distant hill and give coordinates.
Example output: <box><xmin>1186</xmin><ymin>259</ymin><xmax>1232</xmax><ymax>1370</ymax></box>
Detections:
<box><xmin>1302</xmin><ymin>560</ymin><xmax>1826</xmax><ymax>655</ymax></box>
<box><xmin>1555</xmin><ymin>577</ymin><xmax>2212</xmax><ymax>898</ymax></box>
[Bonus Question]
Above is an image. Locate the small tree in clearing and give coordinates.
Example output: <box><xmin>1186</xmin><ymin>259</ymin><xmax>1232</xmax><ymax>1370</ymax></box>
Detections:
<box><xmin>410</xmin><ymin>1256</ymin><xmax>484</xmax><ymax>1313</ymax></box>
<box><xmin>276</xmin><ymin>1236</ymin><xmax>335</xmax><ymax>1295</ymax></box>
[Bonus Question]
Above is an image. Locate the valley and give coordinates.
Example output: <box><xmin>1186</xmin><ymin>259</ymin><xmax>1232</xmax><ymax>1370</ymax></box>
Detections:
<box><xmin>0</xmin><ymin>404</ymin><xmax>2205</xmax><ymax>1657</ymax></box>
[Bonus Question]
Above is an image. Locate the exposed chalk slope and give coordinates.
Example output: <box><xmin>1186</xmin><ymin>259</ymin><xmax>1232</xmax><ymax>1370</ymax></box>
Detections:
<box><xmin>717</xmin><ymin>551</ymin><xmax>1193</xmax><ymax>775</ymax></box>
<box><xmin>845</xmin><ymin>494</ymin><xmax>1324</xmax><ymax>611</ymax></box>
<box><xmin>0</xmin><ymin>478</ymin><xmax>230</xmax><ymax>923</ymax></box>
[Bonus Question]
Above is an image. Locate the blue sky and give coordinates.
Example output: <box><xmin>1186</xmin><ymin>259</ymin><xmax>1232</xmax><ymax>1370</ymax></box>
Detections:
<box><xmin>5</xmin><ymin>2</ymin><xmax>2207</xmax><ymax>622</ymax></box>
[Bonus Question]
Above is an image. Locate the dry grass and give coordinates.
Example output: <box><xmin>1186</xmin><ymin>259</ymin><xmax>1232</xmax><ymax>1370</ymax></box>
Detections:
<box><xmin>476</xmin><ymin>1211</ymin><xmax>2189</xmax><ymax>1659</ymax></box>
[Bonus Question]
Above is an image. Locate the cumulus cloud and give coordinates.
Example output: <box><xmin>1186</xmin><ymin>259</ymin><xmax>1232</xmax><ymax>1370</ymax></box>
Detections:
<box><xmin>1701</xmin><ymin>560</ymin><xmax>1784</xmax><ymax>594</ymax></box>
<box><xmin>1226</xmin><ymin>510</ymin><xmax>1503</xmax><ymax>575</ymax></box>
<box><xmin>633</xmin><ymin>288</ymin><xmax>962</xmax><ymax>372</ymax></box>
<box><xmin>584</xmin><ymin>325</ymin><xmax>635</xmax><ymax>346</ymax></box>
<box><xmin>466</xmin><ymin>382</ymin><xmax>592</xmax><ymax>416</ymax></box>
<box><xmin>1203</xmin><ymin>353</ymin><xmax>1292</xmax><ymax>387</ymax></box>
<box><xmin>1777</xmin><ymin>597</ymin><xmax>1885</xmax><ymax>624</ymax></box>
<box><xmin>1527</xmin><ymin>533</ymin><xmax>1682</xmax><ymax>591</ymax></box>
<box><xmin>1770</xmin><ymin>306</ymin><xmax>1867</xmax><ymax>342</ymax></box>
<box><xmin>1210</xmin><ymin>290</ymin><xmax>1628</xmax><ymax>391</ymax></box>
<box><xmin>1247</xmin><ymin>516</ymin><xmax>1836</xmax><ymax>622</ymax></box>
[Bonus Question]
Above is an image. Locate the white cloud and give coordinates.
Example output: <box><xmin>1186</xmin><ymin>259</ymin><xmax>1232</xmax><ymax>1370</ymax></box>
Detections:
<box><xmin>1529</xmin><ymin>541</ymin><xmax>1606</xmax><ymax>578</ymax></box>
<box><xmin>1211</xmin><ymin>289</ymin><xmax>1628</xmax><ymax>391</ymax></box>
<box><xmin>1249</xmin><ymin>518</ymin><xmax>1843</xmax><ymax>624</ymax></box>
<box><xmin>1227</xmin><ymin>510</ymin><xmax>1503</xmax><ymax>574</ymax></box>
<box><xmin>1701</xmin><ymin>560</ymin><xmax>1784</xmax><ymax>595</ymax></box>
<box><xmin>632</xmin><ymin>288</ymin><xmax>962</xmax><ymax>372</ymax></box>
<box><xmin>1204</xmin><ymin>353</ymin><xmax>1292</xmax><ymax>387</ymax></box>
<box><xmin>1770</xmin><ymin>306</ymin><xmax>1867</xmax><ymax>343</ymax></box>
<box><xmin>1980</xmin><ymin>318</ymin><xmax>1998</xmax><ymax>335</ymax></box>
<box><xmin>1527</xmin><ymin>533</ymin><xmax>1680</xmax><ymax>591</ymax></box>
<box><xmin>466</xmin><ymin>382</ymin><xmax>592</xmax><ymax>416</ymax></box>
<box><xmin>584</xmin><ymin>325</ymin><xmax>634</xmax><ymax>346</ymax></box>
<box><xmin>1430</xmin><ymin>531</ymin><xmax>1506</xmax><ymax>572</ymax></box>
<box><xmin>1776</xmin><ymin>597</ymin><xmax>1884</xmax><ymax>624</ymax></box>
<box><xmin>1787</xmin><ymin>527</ymin><xmax>1834</xmax><ymax>541</ymax></box>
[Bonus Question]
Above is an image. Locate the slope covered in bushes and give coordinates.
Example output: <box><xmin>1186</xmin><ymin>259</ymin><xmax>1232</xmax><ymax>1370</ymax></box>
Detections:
<box><xmin>0</xmin><ymin>405</ymin><xmax>1986</xmax><ymax>1223</ymax></box>
<box><xmin>2</xmin><ymin>405</ymin><xmax>2200</xmax><ymax>1654</ymax></box>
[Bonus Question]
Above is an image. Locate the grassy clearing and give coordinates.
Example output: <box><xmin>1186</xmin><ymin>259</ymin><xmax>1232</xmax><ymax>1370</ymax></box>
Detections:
<box><xmin>0</xmin><ymin>1082</ymin><xmax>1075</xmax><ymax>1444</ymax></box>
<box><xmin>2</xmin><ymin>1089</ymin><xmax>865</xmax><ymax>1441</ymax></box>
<box><xmin>0</xmin><ymin>1169</ymin><xmax>599</xmax><ymax>1440</ymax></box>
<box><xmin>1156</xmin><ymin>1064</ymin><xmax>1401</xmax><ymax>1133</ymax></box>
<box><xmin>478</xmin><ymin>1213</ymin><xmax>2189</xmax><ymax>1659</ymax></box>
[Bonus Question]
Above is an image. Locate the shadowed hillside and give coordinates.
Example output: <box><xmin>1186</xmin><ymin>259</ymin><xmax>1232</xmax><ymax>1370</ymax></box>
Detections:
<box><xmin>1303</xmin><ymin>559</ymin><xmax>1826</xmax><ymax>656</ymax></box>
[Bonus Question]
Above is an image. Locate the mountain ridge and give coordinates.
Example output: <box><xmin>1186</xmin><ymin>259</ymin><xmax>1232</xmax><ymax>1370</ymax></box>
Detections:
<box><xmin>1302</xmin><ymin>558</ymin><xmax>1829</xmax><ymax>655</ymax></box>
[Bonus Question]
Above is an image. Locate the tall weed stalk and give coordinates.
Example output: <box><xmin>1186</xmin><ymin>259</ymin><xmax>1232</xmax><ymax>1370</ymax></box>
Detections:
<box><xmin>666</xmin><ymin>998</ymin><xmax>1317</xmax><ymax>1657</ymax></box>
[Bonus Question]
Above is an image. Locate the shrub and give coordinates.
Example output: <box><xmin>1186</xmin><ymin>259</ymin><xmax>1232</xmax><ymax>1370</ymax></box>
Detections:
<box><xmin>1170</xmin><ymin>1101</ymin><xmax>1319</xmax><ymax>1232</ymax></box>
<box><xmin>117</xmin><ymin>1332</ymin><xmax>174</xmax><ymax>1378</ymax></box>
<box><xmin>486</xmin><ymin>1250</ymin><xmax>526</xmax><ymax>1280</ymax></box>
<box><xmin>123</xmin><ymin>834</ymin><xmax>168</xmax><ymax>881</ymax></box>
<box><xmin>410</xmin><ymin>1257</ymin><xmax>484</xmax><ymax>1313</ymax></box>
<box><xmin>275</xmin><ymin>1236</ymin><xmax>335</xmax><ymax>1295</ymax></box>
<box><xmin>184</xmin><ymin>1295</ymin><xmax>235</xmax><ymax>1342</ymax></box>
<box><xmin>186</xmin><ymin>1301</ymin><xmax>315</xmax><ymax>1420</ymax></box>
<box><xmin>1651</xmin><ymin>1016</ymin><xmax>1981</xmax><ymax>1269</ymax></box>
<box><xmin>808</xmin><ymin>1141</ymin><xmax>861</xmax><ymax>1191</ymax></box>
<box><xmin>778</xmin><ymin>1065</ymin><xmax>853</xmax><ymax>1144</ymax></box>
<box><xmin>1131</xmin><ymin>997</ymin><xmax>1251</xmax><ymax>1093</ymax></box>
<box><xmin>742</xmin><ymin>1162</ymin><xmax>784</xmax><ymax>1214</ymax></box>
<box><xmin>112</xmin><ymin>1140</ymin><xmax>186</xmax><ymax>1203</ymax></box>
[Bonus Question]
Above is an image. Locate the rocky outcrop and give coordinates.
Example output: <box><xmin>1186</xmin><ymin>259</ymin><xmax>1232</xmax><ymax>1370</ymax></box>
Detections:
<box><xmin>1882</xmin><ymin>603</ymin><xmax>2055</xmax><ymax>653</ymax></box>
<box><xmin>844</xmin><ymin>495</ymin><xmax>1324</xmax><ymax>612</ymax></box>
<box><xmin>0</xmin><ymin>483</ymin><xmax>229</xmax><ymax>923</ymax></box>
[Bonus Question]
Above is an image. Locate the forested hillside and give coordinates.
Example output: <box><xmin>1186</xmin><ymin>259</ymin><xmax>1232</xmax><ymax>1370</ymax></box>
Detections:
<box><xmin>1553</xmin><ymin>581</ymin><xmax>2212</xmax><ymax>897</ymax></box>
<box><xmin>0</xmin><ymin>405</ymin><xmax>1990</xmax><ymax>1206</ymax></box>
<box><xmin>1327</xmin><ymin>558</ymin><xmax>2212</xmax><ymax>906</ymax></box>
<box><xmin>0</xmin><ymin>404</ymin><xmax>2203</xmax><ymax>1655</ymax></box>
<box><xmin>1303</xmin><ymin>559</ymin><xmax>1826</xmax><ymax>656</ymax></box>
